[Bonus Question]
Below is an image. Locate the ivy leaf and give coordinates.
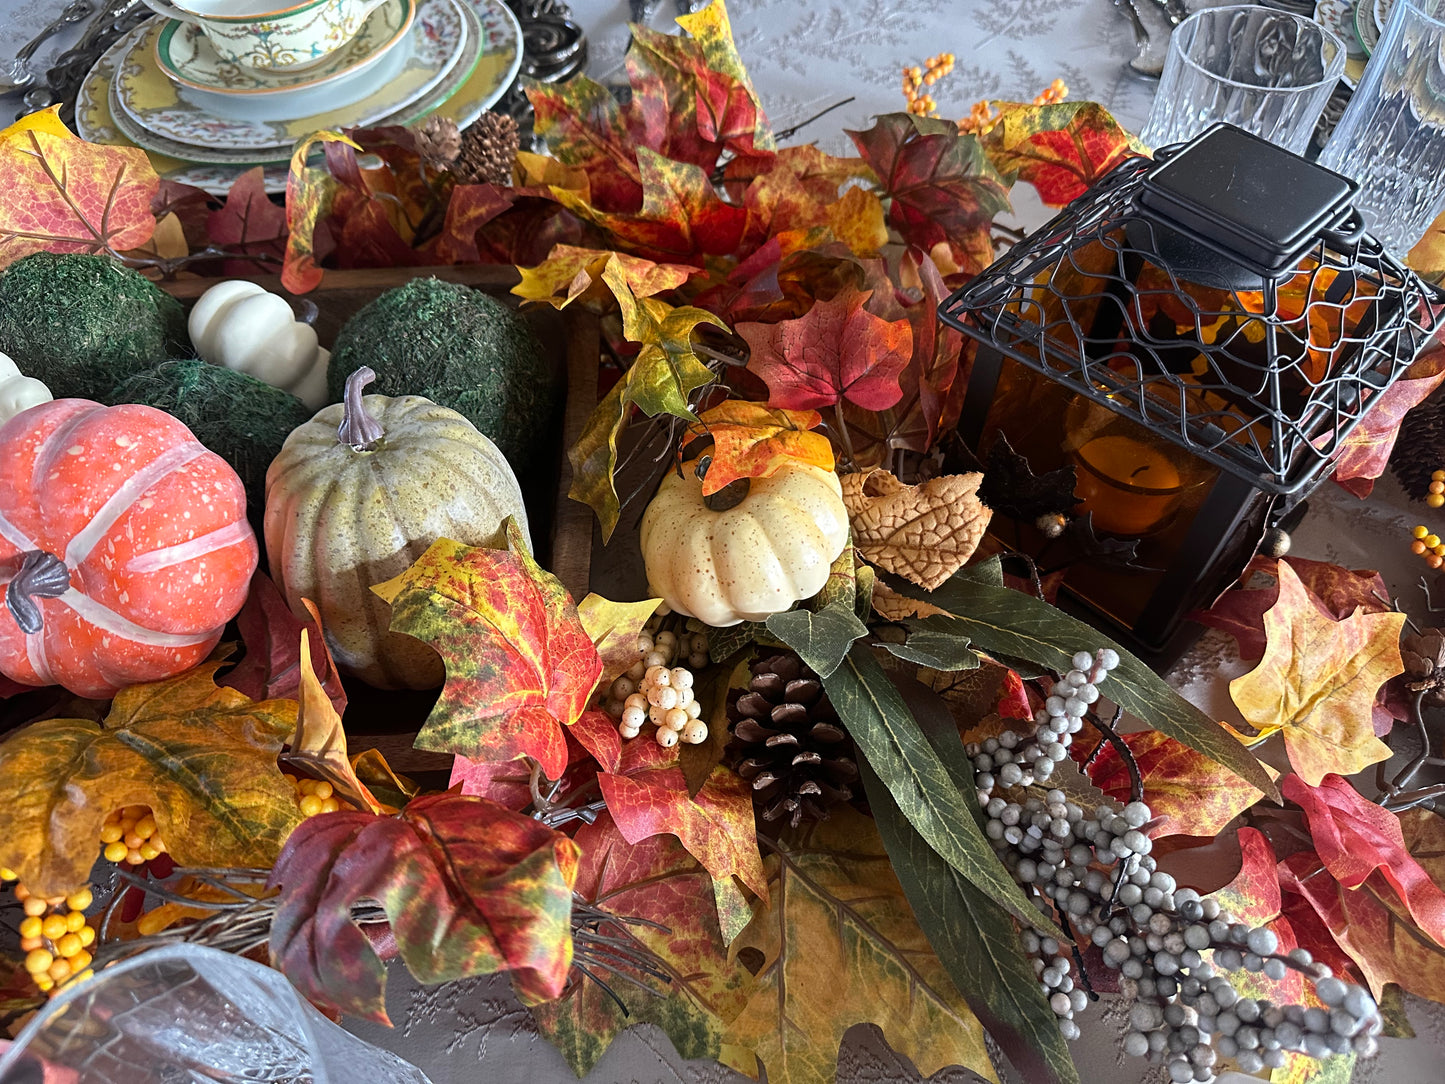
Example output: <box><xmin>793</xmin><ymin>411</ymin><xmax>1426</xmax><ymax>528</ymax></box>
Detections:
<box><xmin>1283</xmin><ymin>774</ymin><xmax>1445</xmax><ymax>943</ymax></box>
<box><xmin>282</xmin><ymin>131</ymin><xmax>360</xmax><ymax>293</ymax></box>
<box><xmin>568</xmin><ymin>291</ymin><xmax>725</xmax><ymax>540</ymax></box>
<box><xmin>221</xmin><ymin>571</ymin><xmax>347</xmax><ymax>716</ymax></box>
<box><xmin>859</xmin><ymin>758</ymin><xmax>1078</xmax><ymax>1084</ymax></box>
<box><xmin>821</xmin><ymin>643</ymin><xmax>1061</xmax><ymax>935</ymax></box>
<box><xmin>206</xmin><ymin>165</ymin><xmax>288</xmax><ymax>276</ymax></box>
<box><xmin>513</xmin><ymin>243</ymin><xmax>696</xmax><ymax>310</ymax></box>
<box><xmin>371</xmin><ymin>524</ymin><xmax>603</xmax><ymax>779</ymax></box>
<box><xmin>978</xmin><ymin>101</ymin><xmax>1141</xmax><ymax>207</ymax></box>
<box><xmin>1229</xmin><ymin>563</ymin><xmax>1402</xmax><ymax>786</ymax></box>
<box><xmin>841</xmin><ymin>469</ymin><xmax>991</xmax><ymax>591</ymax></box>
<box><xmin>530</xmin><ymin>814</ymin><xmax>753</xmax><ymax>1075</ymax></box>
<box><xmin>0</xmin><ymin>662</ymin><xmax>302</xmax><ymax>897</ymax></box>
<box><xmin>268</xmin><ymin>793</ymin><xmax>580</xmax><ymax>1022</ymax></box>
<box><xmin>0</xmin><ymin>111</ymin><xmax>158</xmax><ymax>268</ymax></box>
<box><xmin>721</xmin><ymin>807</ymin><xmax>995</xmax><ymax>1084</ymax></box>
<box><xmin>739</xmin><ymin>286</ymin><xmax>912</xmax><ymax>412</ymax></box>
<box><xmin>886</xmin><ymin>561</ymin><xmax>1278</xmax><ymax>800</ymax></box>
<box><xmin>280</xmin><ymin>628</ymin><xmax>387</xmax><ymax>814</ymax></box>
<box><xmin>1190</xmin><ymin>556</ymin><xmax>1390</xmax><ymax>663</ymax></box>
<box><xmin>688</xmin><ymin>400</ymin><xmax>835</xmax><ymax>496</ymax></box>
<box><xmin>1077</xmin><ymin>730</ymin><xmax>1269</xmax><ymax>839</ymax></box>
<box><xmin>846</xmin><ymin>113</ymin><xmax>1010</xmax><ymax>275</ymax></box>
<box><xmin>597</xmin><ymin>763</ymin><xmax>768</xmax><ymax>901</ymax></box>
<box><xmin>577</xmin><ymin>593</ymin><xmax>662</xmax><ymax>688</ymax></box>
<box><xmin>880</xmin><ymin>616</ymin><xmax>980</xmax><ymax>671</ymax></box>
<box><xmin>765</xmin><ymin>600</ymin><xmax>869</xmax><ymax>679</ymax></box>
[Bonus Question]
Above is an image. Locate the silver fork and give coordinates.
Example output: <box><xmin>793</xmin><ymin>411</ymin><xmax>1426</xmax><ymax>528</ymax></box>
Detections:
<box><xmin>1149</xmin><ymin>0</ymin><xmax>1190</xmax><ymax>27</ymax></box>
<box><xmin>0</xmin><ymin>0</ymin><xmax>96</xmax><ymax>94</ymax></box>
<box><xmin>1114</xmin><ymin>0</ymin><xmax>1167</xmax><ymax>78</ymax></box>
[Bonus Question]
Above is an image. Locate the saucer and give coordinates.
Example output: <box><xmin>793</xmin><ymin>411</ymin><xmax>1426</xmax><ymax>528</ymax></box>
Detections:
<box><xmin>155</xmin><ymin>0</ymin><xmax>414</xmax><ymax>98</ymax></box>
<box><xmin>1355</xmin><ymin>0</ymin><xmax>1380</xmax><ymax>53</ymax></box>
<box><xmin>77</xmin><ymin>0</ymin><xmax>519</xmax><ymax>195</ymax></box>
<box><xmin>115</xmin><ymin>0</ymin><xmax>468</xmax><ymax>152</ymax></box>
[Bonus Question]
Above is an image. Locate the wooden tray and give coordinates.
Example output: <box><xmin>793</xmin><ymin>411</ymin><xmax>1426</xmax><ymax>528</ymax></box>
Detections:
<box><xmin>165</xmin><ymin>266</ymin><xmax>604</xmax><ymax>780</ymax></box>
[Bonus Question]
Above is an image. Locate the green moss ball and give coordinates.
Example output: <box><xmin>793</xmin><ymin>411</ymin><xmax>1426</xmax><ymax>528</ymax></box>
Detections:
<box><xmin>109</xmin><ymin>359</ymin><xmax>312</xmax><ymax>518</ymax></box>
<box><xmin>0</xmin><ymin>253</ymin><xmax>189</xmax><ymax>401</ymax></box>
<box><xmin>326</xmin><ymin>278</ymin><xmax>560</xmax><ymax>470</ymax></box>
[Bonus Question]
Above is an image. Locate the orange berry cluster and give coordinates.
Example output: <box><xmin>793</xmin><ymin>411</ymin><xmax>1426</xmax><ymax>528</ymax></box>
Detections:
<box><xmin>902</xmin><ymin>53</ymin><xmax>955</xmax><ymax>117</ymax></box>
<box><xmin>2</xmin><ymin>869</ymin><xmax>96</xmax><ymax>993</ymax></box>
<box><xmin>958</xmin><ymin>78</ymin><xmax>1071</xmax><ymax>136</ymax></box>
<box><xmin>286</xmin><ymin>774</ymin><xmax>345</xmax><ymax>817</ymax></box>
<box><xmin>100</xmin><ymin>806</ymin><xmax>167</xmax><ymax>866</ymax></box>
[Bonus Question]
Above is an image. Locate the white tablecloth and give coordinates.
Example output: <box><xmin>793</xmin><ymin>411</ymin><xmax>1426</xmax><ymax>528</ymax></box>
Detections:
<box><xmin>1</xmin><ymin>1</ymin><xmax>1444</xmax><ymax>1081</ymax></box>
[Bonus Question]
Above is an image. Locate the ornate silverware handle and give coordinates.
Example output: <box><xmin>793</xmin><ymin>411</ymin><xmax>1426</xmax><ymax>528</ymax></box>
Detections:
<box><xmin>20</xmin><ymin>0</ymin><xmax>149</xmax><ymax>122</ymax></box>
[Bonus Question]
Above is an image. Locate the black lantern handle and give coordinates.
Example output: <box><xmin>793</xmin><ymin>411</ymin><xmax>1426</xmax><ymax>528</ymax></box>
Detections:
<box><xmin>1320</xmin><ymin>209</ymin><xmax>1366</xmax><ymax>250</ymax></box>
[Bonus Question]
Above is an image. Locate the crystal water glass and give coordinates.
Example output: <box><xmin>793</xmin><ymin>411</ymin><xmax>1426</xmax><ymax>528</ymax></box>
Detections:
<box><xmin>1141</xmin><ymin>5</ymin><xmax>1347</xmax><ymax>154</ymax></box>
<box><xmin>0</xmin><ymin>944</ymin><xmax>433</xmax><ymax>1083</ymax></box>
<box><xmin>1317</xmin><ymin>0</ymin><xmax>1445</xmax><ymax>255</ymax></box>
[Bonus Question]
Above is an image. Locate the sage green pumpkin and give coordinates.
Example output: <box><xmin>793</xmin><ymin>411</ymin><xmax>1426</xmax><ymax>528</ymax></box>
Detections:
<box><xmin>264</xmin><ymin>368</ymin><xmax>529</xmax><ymax>690</ymax></box>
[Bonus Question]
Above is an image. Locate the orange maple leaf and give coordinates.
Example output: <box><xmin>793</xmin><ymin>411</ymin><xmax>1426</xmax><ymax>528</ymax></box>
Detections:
<box><xmin>688</xmin><ymin>400</ymin><xmax>835</xmax><ymax>495</ymax></box>
<box><xmin>1228</xmin><ymin>562</ymin><xmax>1403</xmax><ymax>786</ymax></box>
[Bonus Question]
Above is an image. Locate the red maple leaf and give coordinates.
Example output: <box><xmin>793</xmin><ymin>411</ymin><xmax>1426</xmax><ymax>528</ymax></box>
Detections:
<box><xmin>738</xmin><ymin>285</ymin><xmax>912</xmax><ymax>411</ymax></box>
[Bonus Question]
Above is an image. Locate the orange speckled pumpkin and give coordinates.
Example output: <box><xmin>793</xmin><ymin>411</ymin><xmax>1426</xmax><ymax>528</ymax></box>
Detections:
<box><xmin>0</xmin><ymin>399</ymin><xmax>258</xmax><ymax>698</ymax></box>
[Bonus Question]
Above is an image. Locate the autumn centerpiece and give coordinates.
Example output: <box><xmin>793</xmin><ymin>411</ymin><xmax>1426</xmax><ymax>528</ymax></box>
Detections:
<box><xmin>0</xmin><ymin>4</ymin><xmax>1443</xmax><ymax>1084</ymax></box>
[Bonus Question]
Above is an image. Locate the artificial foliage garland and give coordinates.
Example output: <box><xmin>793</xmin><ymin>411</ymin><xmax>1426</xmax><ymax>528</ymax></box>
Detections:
<box><xmin>0</xmin><ymin>4</ymin><xmax>1439</xmax><ymax>1084</ymax></box>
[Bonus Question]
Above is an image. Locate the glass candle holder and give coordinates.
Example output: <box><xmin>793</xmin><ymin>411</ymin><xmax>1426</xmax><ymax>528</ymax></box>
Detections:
<box><xmin>1141</xmin><ymin>5</ymin><xmax>1347</xmax><ymax>154</ymax></box>
<box><xmin>1317</xmin><ymin>0</ymin><xmax>1445</xmax><ymax>255</ymax></box>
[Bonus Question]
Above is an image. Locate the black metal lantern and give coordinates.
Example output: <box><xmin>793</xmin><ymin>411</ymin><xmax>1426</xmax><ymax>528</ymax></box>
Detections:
<box><xmin>939</xmin><ymin>124</ymin><xmax>1442</xmax><ymax>660</ymax></box>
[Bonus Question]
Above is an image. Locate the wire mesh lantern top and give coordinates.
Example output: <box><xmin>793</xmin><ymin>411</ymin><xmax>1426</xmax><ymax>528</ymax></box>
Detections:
<box><xmin>939</xmin><ymin>124</ymin><xmax>1443</xmax><ymax>495</ymax></box>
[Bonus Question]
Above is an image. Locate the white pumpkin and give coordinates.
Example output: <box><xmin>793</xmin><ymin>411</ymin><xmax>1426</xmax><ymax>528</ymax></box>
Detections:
<box><xmin>639</xmin><ymin>459</ymin><xmax>850</xmax><ymax>627</ymax></box>
<box><xmin>0</xmin><ymin>351</ymin><xmax>52</xmax><ymax>427</ymax></box>
<box><xmin>189</xmin><ymin>280</ymin><xmax>330</xmax><ymax>409</ymax></box>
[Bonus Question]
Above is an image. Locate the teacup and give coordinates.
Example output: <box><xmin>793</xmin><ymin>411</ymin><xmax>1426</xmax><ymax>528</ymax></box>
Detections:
<box><xmin>140</xmin><ymin>0</ymin><xmax>391</xmax><ymax>72</ymax></box>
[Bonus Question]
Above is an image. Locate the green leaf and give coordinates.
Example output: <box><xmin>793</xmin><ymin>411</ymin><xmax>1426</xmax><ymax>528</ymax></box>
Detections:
<box><xmin>765</xmin><ymin>600</ymin><xmax>868</xmax><ymax>678</ymax></box>
<box><xmin>888</xmin><ymin>570</ymin><xmax>1279</xmax><ymax>801</ymax></box>
<box><xmin>859</xmin><ymin>757</ymin><xmax>1080</xmax><ymax>1084</ymax></box>
<box><xmin>713</xmin><ymin>874</ymin><xmax>753</xmax><ymax>945</ymax></box>
<box><xmin>820</xmin><ymin>643</ymin><xmax>1062</xmax><ymax>936</ymax></box>
<box><xmin>881</xmin><ymin>617</ymin><xmax>981</xmax><ymax>671</ymax></box>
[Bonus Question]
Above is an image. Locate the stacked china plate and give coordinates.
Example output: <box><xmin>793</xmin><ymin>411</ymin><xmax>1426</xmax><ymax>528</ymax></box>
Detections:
<box><xmin>74</xmin><ymin>0</ymin><xmax>523</xmax><ymax>194</ymax></box>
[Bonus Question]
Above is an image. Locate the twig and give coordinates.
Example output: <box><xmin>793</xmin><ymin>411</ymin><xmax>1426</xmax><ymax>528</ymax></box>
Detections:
<box><xmin>1089</xmin><ymin>705</ymin><xmax>1142</xmax><ymax>804</ymax></box>
<box><xmin>996</xmin><ymin>548</ymin><xmax>1047</xmax><ymax>602</ymax></box>
<box><xmin>774</xmin><ymin>97</ymin><xmax>857</xmax><ymax>142</ymax></box>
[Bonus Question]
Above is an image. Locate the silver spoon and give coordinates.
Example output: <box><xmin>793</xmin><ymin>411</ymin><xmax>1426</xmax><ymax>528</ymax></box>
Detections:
<box><xmin>0</xmin><ymin>0</ymin><xmax>97</xmax><ymax>95</ymax></box>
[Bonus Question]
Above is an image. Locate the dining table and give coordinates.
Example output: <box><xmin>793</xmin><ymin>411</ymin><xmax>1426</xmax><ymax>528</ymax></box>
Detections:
<box><xmin>1</xmin><ymin>0</ymin><xmax>1444</xmax><ymax>1081</ymax></box>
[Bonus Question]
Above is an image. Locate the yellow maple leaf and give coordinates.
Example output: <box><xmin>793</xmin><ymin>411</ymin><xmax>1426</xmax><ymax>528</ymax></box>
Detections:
<box><xmin>1229</xmin><ymin>562</ymin><xmax>1402</xmax><ymax>787</ymax></box>
<box><xmin>688</xmin><ymin>400</ymin><xmax>835</xmax><ymax>495</ymax></box>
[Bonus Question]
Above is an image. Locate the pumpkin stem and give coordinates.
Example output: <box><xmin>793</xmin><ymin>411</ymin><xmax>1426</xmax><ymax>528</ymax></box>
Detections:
<box><xmin>338</xmin><ymin>367</ymin><xmax>384</xmax><ymax>452</ymax></box>
<box><xmin>704</xmin><ymin>477</ymin><xmax>751</xmax><ymax>512</ymax></box>
<box><xmin>6</xmin><ymin>550</ymin><xmax>69</xmax><ymax>635</ymax></box>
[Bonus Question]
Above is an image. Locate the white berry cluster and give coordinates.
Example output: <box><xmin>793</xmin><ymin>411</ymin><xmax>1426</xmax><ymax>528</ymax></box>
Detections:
<box><xmin>973</xmin><ymin>649</ymin><xmax>1384</xmax><ymax>1081</ymax></box>
<box><xmin>600</xmin><ymin>611</ymin><xmax>710</xmax><ymax>748</ymax></box>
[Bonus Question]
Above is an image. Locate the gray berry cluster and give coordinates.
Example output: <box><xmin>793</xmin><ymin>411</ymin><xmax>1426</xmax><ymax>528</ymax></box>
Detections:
<box><xmin>969</xmin><ymin>650</ymin><xmax>1384</xmax><ymax>1081</ymax></box>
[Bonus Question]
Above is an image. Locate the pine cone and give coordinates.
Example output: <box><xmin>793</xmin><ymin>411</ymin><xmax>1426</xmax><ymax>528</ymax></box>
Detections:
<box><xmin>727</xmin><ymin>653</ymin><xmax>859</xmax><ymax>828</ymax></box>
<box><xmin>454</xmin><ymin>112</ymin><xmax>520</xmax><ymax>186</ymax></box>
<box><xmin>1389</xmin><ymin>389</ymin><xmax>1445</xmax><ymax>500</ymax></box>
<box><xmin>413</xmin><ymin>115</ymin><xmax>461</xmax><ymax>170</ymax></box>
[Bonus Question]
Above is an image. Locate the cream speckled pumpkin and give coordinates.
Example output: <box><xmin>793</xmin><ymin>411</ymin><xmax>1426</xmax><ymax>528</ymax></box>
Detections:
<box><xmin>639</xmin><ymin>459</ymin><xmax>849</xmax><ymax>627</ymax></box>
<box><xmin>264</xmin><ymin>368</ymin><xmax>529</xmax><ymax>689</ymax></box>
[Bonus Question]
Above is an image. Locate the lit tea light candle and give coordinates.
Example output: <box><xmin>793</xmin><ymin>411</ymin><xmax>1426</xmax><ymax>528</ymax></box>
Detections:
<box><xmin>1073</xmin><ymin>434</ymin><xmax>1184</xmax><ymax>536</ymax></box>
